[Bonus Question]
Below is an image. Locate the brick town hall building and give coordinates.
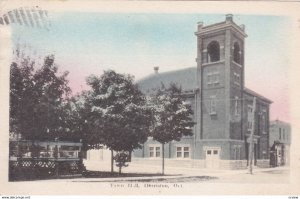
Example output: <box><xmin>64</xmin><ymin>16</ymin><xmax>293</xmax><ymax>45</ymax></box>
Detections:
<box><xmin>132</xmin><ymin>14</ymin><xmax>272</xmax><ymax>169</ymax></box>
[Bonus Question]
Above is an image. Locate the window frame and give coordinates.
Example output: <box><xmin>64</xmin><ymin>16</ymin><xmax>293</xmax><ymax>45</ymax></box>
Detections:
<box><xmin>209</xmin><ymin>95</ymin><xmax>217</xmax><ymax>115</ymax></box>
<box><xmin>233</xmin><ymin>145</ymin><xmax>242</xmax><ymax>160</ymax></box>
<box><xmin>233</xmin><ymin>72</ymin><xmax>240</xmax><ymax>86</ymax></box>
<box><xmin>234</xmin><ymin>96</ymin><xmax>240</xmax><ymax>117</ymax></box>
<box><xmin>149</xmin><ymin>145</ymin><xmax>161</xmax><ymax>158</ymax></box>
<box><xmin>279</xmin><ymin>128</ymin><xmax>282</xmax><ymax>140</ymax></box>
<box><xmin>176</xmin><ymin>145</ymin><xmax>190</xmax><ymax>159</ymax></box>
<box><xmin>207</xmin><ymin>72</ymin><xmax>220</xmax><ymax>87</ymax></box>
<box><xmin>233</xmin><ymin>42</ymin><xmax>242</xmax><ymax>65</ymax></box>
<box><xmin>261</xmin><ymin>109</ymin><xmax>267</xmax><ymax>134</ymax></box>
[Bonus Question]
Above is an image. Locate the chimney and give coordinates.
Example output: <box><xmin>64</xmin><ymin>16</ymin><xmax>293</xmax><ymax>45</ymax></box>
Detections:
<box><xmin>197</xmin><ymin>21</ymin><xmax>203</xmax><ymax>31</ymax></box>
<box><xmin>226</xmin><ymin>14</ymin><xmax>233</xmax><ymax>23</ymax></box>
<box><xmin>240</xmin><ymin>24</ymin><xmax>245</xmax><ymax>31</ymax></box>
<box><xmin>154</xmin><ymin>66</ymin><xmax>159</xmax><ymax>74</ymax></box>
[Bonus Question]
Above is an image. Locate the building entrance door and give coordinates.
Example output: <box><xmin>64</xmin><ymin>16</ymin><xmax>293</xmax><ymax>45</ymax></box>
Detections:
<box><xmin>205</xmin><ymin>148</ymin><xmax>220</xmax><ymax>169</ymax></box>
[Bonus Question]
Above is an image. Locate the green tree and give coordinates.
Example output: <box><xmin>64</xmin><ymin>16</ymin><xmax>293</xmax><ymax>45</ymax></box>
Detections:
<box><xmin>9</xmin><ymin>55</ymin><xmax>71</xmax><ymax>141</ymax></box>
<box><xmin>85</xmin><ymin>70</ymin><xmax>151</xmax><ymax>172</ymax></box>
<box><xmin>10</xmin><ymin>58</ymin><xmax>35</xmax><ymax>138</ymax></box>
<box><xmin>114</xmin><ymin>152</ymin><xmax>130</xmax><ymax>174</ymax></box>
<box><xmin>148</xmin><ymin>83</ymin><xmax>195</xmax><ymax>175</ymax></box>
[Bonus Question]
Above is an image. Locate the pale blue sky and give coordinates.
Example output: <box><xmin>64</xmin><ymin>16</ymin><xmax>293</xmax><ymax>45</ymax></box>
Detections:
<box><xmin>11</xmin><ymin>13</ymin><xmax>291</xmax><ymax>121</ymax></box>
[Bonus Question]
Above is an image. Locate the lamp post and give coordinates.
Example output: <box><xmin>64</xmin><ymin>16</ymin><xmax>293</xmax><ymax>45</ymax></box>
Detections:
<box><xmin>79</xmin><ymin>139</ymin><xmax>83</xmax><ymax>174</ymax></box>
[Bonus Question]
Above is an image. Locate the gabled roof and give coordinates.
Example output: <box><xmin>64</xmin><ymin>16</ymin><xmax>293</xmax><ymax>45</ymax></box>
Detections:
<box><xmin>270</xmin><ymin>120</ymin><xmax>291</xmax><ymax>126</ymax></box>
<box><xmin>244</xmin><ymin>87</ymin><xmax>273</xmax><ymax>104</ymax></box>
<box><xmin>137</xmin><ymin>67</ymin><xmax>272</xmax><ymax>104</ymax></box>
<box><xmin>137</xmin><ymin>67</ymin><xmax>197</xmax><ymax>94</ymax></box>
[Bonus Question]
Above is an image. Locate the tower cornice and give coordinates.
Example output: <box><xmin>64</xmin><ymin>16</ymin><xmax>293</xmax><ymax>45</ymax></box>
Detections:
<box><xmin>195</xmin><ymin>22</ymin><xmax>248</xmax><ymax>38</ymax></box>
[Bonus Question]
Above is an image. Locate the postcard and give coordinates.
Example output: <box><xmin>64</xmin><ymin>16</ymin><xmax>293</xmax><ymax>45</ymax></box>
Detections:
<box><xmin>0</xmin><ymin>0</ymin><xmax>300</xmax><ymax>196</ymax></box>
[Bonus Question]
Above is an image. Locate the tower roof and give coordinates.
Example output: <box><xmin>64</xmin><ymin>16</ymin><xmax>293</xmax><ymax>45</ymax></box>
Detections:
<box><xmin>195</xmin><ymin>14</ymin><xmax>247</xmax><ymax>38</ymax></box>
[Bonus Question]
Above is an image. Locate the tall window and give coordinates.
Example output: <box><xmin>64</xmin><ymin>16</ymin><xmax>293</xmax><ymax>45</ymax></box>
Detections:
<box><xmin>207</xmin><ymin>41</ymin><xmax>220</xmax><ymax>62</ymax></box>
<box><xmin>149</xmin><ymin>146</ymin><xmax>161</xmax><ymax>158</ymax></box>
<box><xmin>233</xmin><ymin>42</ymin><xmax>241</xmax><ymax>64</ymax></box>
<box><xmin>247</xmin><ymin>105</ymin><xmax>253</xmax><ymax>131</ymax></box>
<box><xmin>261</xmin><ymin>111</ymin><xmax>266</xmax><ymax>134</ymax></box>
<box><xmin>207</xmin><ymin>72</ymin><xmax>220</xmax><ymax>86</ymax></box>
<box><xmin>234</xmin><ymin>96</ymin><xmax>240</xmax><ymax>116</ymax></box>
<box><xmin>234</xmin><ymin>72</ymin><xmax>240</xmax><ymax>85</ymax></box>
<box><xmin>279</xmin><ymin>128</ymin><xmax>282</xmax><ymax>139</ymax></box>
<box><xmin>233</xmin><ymin>146</ymin><xmax>241</xmax><ymax>160</ymax></box>
<box><xmin>209</xmin><ymin>96</ymin><xmax>217</xmax><ymax>115</ymax></box>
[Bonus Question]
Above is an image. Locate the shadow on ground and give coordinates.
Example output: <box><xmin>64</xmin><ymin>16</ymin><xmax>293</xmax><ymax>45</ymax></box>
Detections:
<box><xmin>75</xmin><ymin>175</ymin><xmax>218</xmax><ymax>183</ymax></box>
<box><xmin>126</xmin><ymin>176</ymin><xmax>218</xmax><ymax>183</ymax></box>
<box><xmin>83</xmin><ymin>170</ymin><xmax>172</xmax><ymax>178</ymax></box>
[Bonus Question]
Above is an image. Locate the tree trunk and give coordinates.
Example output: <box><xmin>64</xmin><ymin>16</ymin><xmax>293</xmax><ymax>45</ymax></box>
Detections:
<box><xmin>111</xmin><ymin>149</ymin><xmax>114</xmax><ymax>173</ymax></box>
<box><xmin>119</xmin><ymin>166</ymin><xmax>122</xmax><ymax>175</ymax></box>
<box><xmin>162</xmin><ymin>143</ymin><xmax>165</xmax><ymax>175</ymax></box>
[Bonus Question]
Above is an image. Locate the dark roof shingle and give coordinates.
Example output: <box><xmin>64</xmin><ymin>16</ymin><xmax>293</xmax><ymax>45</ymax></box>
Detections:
<box><xmin>137</xmin><ymin>67</ymin><xmax>197</xmax><ymax>93</ymax></box>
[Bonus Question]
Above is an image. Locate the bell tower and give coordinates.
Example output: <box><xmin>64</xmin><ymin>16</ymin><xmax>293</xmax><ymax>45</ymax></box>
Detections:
<box><xmin>194</xmin><ymin>14</ymin><xmax>247</xmax><ymax>149</ymax></box>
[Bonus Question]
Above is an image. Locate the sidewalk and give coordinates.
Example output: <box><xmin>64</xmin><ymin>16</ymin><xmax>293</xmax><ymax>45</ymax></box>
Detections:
<box><xmin>84</xmin><ymin>160</ymin><xmax>289</xmax><ymax>176</ymax></box>
<box><xmin>36</xmin><ymin>162</ymin><xmax>289</xmax><ymax>183</ymax></box>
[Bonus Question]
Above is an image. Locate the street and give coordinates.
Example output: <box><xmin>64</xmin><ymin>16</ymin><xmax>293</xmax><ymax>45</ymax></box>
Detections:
<box><xmin>34</xmin><ymin>161</ymin><xmax>290</xmax><ymax>184</ymax></box>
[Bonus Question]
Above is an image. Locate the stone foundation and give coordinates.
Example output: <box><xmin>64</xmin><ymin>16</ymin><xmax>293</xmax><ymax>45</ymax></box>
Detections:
<box><xmin>256</xmin><ymin>159</ymin><xmax>270</xmax><ymax>168</ymax></box>
<box><xmin>132</xmin><ymin>158</ymin><xmax>250</xmax><ymax>170</ymax></box>
<box><xmin>132</xmin><ymin>158</ymin><xmax>206</xmax><ymax>168</ymax></box>
<box><xmin>219</xmin><ymin>160</ymin><xmax>248</xmax><ymax>170</ymax></box>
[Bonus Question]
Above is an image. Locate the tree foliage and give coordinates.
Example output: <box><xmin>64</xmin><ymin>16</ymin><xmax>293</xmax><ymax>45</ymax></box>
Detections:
<box><xmin>148</xmin><ymin>83</ymin><xmax>195</xmax><ymax>175</ymax></box>
<box><xmin>114</xmin><ymin>152</ymin><xmax>130</xmax><ymax>174</ymax></box>
<box><xmin>149</xmin><ymin>83</ymin><xmax>195</xmax><ymax>144</ymax></box>
<box><xmin>84</xmin><ymin>70</ymin><xmax>151</xmax><ymax>152</ymax></box>
<box><xmin>9</xmin><ymin>55</ymin><xmax>71</xmax><ymax>141</ymax></box>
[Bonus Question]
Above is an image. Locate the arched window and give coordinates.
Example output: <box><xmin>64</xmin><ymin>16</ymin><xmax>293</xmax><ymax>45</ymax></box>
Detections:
<box><xmin>233</xmin><ymin>42</ymin><xmax>241</xmax><ymax>64</ymax></box>
<box><xmin>207</xmin><ymin>41</ymin><xmax>220</xmax><ymax>62</ymax></box>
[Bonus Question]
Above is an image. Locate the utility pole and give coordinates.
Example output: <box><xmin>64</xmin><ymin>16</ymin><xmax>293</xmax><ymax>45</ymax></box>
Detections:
<box><xmin>248</xmin><ymin>97</ymin><xmax>256</xmax><ymax>174</ymax></box>
<box><xmin>111</xmin><ymin>149</ymin><xmax>114</xmax><ymax>173</ymax></box>
<box><xmin>162</xmin><ymin>143</ymin><xmax>165</xmax><ymax>175</ymax></box>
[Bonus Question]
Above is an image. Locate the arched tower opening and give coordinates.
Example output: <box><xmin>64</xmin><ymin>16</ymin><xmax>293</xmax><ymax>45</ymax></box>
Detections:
<box><xmin>233</xmin><ymin>42</ymin><xmax>241</xmax><ymax>64</ymax></box>
<box><xmin>207</xmin><ymin>41</ymin><xmax>220</xmax><ymax>62</ymax></box>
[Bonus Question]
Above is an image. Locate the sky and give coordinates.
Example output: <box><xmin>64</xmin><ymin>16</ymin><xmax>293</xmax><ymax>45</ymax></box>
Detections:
<box><xmin>11</xmin><ymin>12</ymin><xmax>291</xmax><ymax>122</ymax></box>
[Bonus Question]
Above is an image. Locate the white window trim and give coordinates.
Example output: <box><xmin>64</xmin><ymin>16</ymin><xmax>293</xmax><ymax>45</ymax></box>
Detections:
<box><xmin>261</xmin><ymin>109</ymin><xmax>267</xmax><ymax>134</ymax></box>
<box><xmin>207</xmin><ymin>73</ymin><xmax>212</xmax><ymax>85</ymax></box>
<box><xmin>207</xmin><ymin>72</ymin><xmax>220</xmax><ymax>86</ymax></box>
<box><xmin>176</xmin><ymin>145</ymin><xmax>191</xmax><ymax>159</ymax></box>
<box><xmin>233</xmin><ymin>72</ymin><xmax>240</xmax><ymax>85</ymax></box>
<box><xmin>209</xmin><ymin>95</ymin><xmax>217</xmax><ymax>115</ymax></box>
<box><xmin>204</xmin><ymin>146</ymin><xmax>221</xmax><ymax>157</ymax></box>
<box><xmin>212</xmin><ymin>72</ymin><xmax>220</xmax><ymax>85</ymax></box>
<box><xmin>148</xmin><ymin>144</ymin><xmax>161</xmax><ymax>158</ymax></box>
